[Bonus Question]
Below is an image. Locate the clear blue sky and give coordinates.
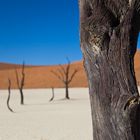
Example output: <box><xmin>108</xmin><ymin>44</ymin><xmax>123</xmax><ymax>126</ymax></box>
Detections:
<box><xmin>0</xmin><ymin>0</ymin><xmax>139</xmax><ymax>65</ymax></box>
<box><xmin>0</xmin><ymin>0</ymin><xmax>81</xmax><ymax>65</ymax></box>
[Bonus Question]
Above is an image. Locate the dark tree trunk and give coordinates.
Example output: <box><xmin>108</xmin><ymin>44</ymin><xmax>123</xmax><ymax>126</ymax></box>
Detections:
<box><xmin>20</xmin><ymin>89</ymin><xmax>24</xmax><ymax>105</ymax></box>
<box><xmin>65</xmin><ymin>83</ymin><xmax>70</xmax><ymax>99</ymax></box>
<box><xmin>7</xmin><ymin>79</ymin><xmax>14</xmax><ymax>113</ymax></box>
<box><xmin>79</xmin><ymin>0</ymin><xmax>140</xmax><ymax>139</ymax></box>
<box><xmin>49</xmin><ymin>87</ymin><xmax>55</xmax><ymax>102</ymax></box>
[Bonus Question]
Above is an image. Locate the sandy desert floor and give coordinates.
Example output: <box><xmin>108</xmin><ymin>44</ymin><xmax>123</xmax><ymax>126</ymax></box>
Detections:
<box><xmin>0</xmin><ymin>88</ymin><xmax>92</xmax><ymax>140</ymax></box>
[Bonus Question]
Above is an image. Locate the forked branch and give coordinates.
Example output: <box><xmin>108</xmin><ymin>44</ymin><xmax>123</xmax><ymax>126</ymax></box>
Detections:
<box><xmin>51</xmin><ymin>58</ymin><xmax>79</xmax><ymax>99</ymax></box>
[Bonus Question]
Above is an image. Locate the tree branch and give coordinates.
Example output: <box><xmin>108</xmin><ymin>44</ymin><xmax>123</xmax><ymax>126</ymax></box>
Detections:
<box><xmin>66</xmin><ymin>60</ymin><xmax>71</xmax><ymax>81</ymax></box>
<box><xmin>57</xmin><ymin>68</ymin><xmax>65</xmax><ymax>81</ymax></box>
<box><xmin>21</xmin><ymin>62</ymin><xmax>25</xmax><ymax>88</ymax></box>
<box><xmin>51</xmin><ymin>70</ymin><xmax>65</xmax><ymax>83</ymax></box>
<box><xmin>15</xmin><ymin>69</ymin><xmax>20</xmax><ymax>89</ymax></box>
<box><xmin>59</xmin><ymin>64</ymin><xmax>66</xmax><ymax>75</ymax></box>
<box><xmin>68</xmin><ymin>69</ymin><xmax>79</xmax><ymax>84</ymax></box>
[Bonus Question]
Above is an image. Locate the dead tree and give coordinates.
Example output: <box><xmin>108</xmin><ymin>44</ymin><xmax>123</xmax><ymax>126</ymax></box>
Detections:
<box><xmin>15</xmin><ymin>62</ymin><xmax>25</xmax><ymax>105</ymax></box>
<box><xmin>49</xmin><ymin>87</ymin><xmax>55</xmax><ymax>102</ymax></box>
<box><xmin>52</xmin><ymin>59</ymin><xmax>78</xmax><ymax>99</ymax></box>
<box><xmin>79</xmin><ymin>0</ymin><xmax>140</xmax><ymax>139</ymax></box>
<box><xmin>7</xmin><ymin>79</ymin><xmax>14</xmax><ymax>113</ymax></box>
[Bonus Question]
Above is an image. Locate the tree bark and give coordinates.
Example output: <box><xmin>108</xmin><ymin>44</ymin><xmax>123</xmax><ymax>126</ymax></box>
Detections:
<box><xmin>79</xmin><ymin>0</ymin><xmax>140</xmax><ymax>139</ymax></box>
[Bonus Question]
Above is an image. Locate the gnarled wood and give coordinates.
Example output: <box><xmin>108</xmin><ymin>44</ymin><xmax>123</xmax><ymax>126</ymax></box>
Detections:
<box><xmin>79</xmin><ymin>0</ymin><xmax>140</xmax><ymax>139</ymax></box>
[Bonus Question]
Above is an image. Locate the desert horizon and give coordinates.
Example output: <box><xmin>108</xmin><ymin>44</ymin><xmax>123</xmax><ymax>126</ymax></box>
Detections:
<box><xmin>0</xmin><ymin>50</ymin><xmax>139</xmax><ymax>89</ymax></box>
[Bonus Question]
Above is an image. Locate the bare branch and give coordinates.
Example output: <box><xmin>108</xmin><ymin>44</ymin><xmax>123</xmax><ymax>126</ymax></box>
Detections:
<box><xmin>21</xmin><ymin>62</ymin><xmax>25</xmax><ymax>88</ymax></box>
<box><xmin>66</xmin><ymin>57</ymin><xmax>70</xmax><ymax>64</ymax></box>
<box><xmin>51</xmin><ymin>70</ymin><xmax>65</xmax><ymax>83</ymax></box>
<box><xmin>58</xmin><ymin>58</ymin><xmax>70</xmax><ymax>77</ymax></box>
<box><xmin>68</xmin><ymin>69</ymin><xmax>79</xmax><ymax>84</ymax></box>
<box><xmin>59</xmin><ymin>64</ymin><xmax>66</xmax><ymax>75</ymax></box>
<box><xmin>66</xmin><ymin>58</ymin><xmax>71</xmax><ymax>80</ymax></box>
<box><xmin>15</xmin><ymin>69</ymin><xmax>20</xmax><ymax>89</ymax></box>
<box><xmin>22</xmin><ymin>61</ymin><xmax>25</xmax><ymax>74</ymax></box>
<box><xmin>58</xmin><ymin>68</ymin><xmax>65</xmax><ymax>81</ymax></box>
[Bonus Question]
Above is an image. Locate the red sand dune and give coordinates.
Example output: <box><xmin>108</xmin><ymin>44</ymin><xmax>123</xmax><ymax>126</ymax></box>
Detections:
<box><xmin>0</xmin><ymin>51</ymin><xmax>139</xmax><ymax>89</ymax></box>
<box><xmin>0</xmin><ymin>61</ymin><xmax>87</xmax><ymax>89</ymax></box>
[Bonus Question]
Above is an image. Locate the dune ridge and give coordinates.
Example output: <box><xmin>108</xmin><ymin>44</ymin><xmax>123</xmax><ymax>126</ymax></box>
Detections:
<box><xmin>0</xmin><ymin>51</ymin><xmax>139</xmax><ymax>89</ymax></box>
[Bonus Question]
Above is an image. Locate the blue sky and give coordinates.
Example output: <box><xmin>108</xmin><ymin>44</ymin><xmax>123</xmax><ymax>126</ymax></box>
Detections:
<box><xmin>0</xmin><ymin>0</ymin><xmax>139</xmax><ymax>65</ymax></box>
<box><xmin>138</xmin><ymin>34</ymin><xmax>140</xmax><ymax>50</ymax></box>
<box><xmin>0</xmin><ymin>0</ymin><xmax>81</xmax><ymax>65</ymax></box>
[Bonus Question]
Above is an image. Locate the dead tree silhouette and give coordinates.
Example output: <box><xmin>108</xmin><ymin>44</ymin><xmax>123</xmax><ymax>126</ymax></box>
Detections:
<box><xmin>52</xmin><ymin>59</ymin><xmax>78</xmax><ymax>99</ymax></box>
<box><xmin>15</xmin><ymin>62</ymin><xmax>25</xmax><ymax>105</ymax></box>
